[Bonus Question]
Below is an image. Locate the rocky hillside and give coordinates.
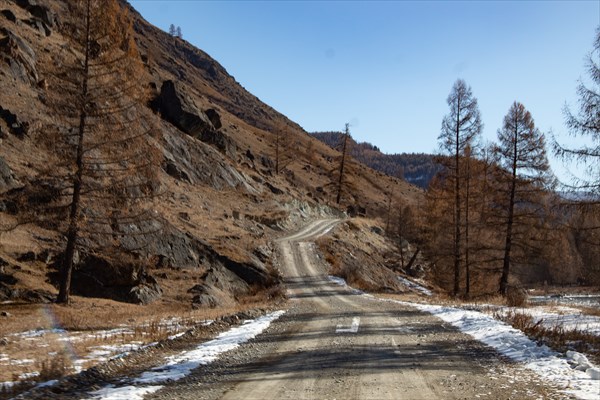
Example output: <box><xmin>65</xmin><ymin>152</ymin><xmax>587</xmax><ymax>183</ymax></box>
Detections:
<box><xmin>311</xmin><ymin>131</ymin><xmax>441</xmax><ymax>189</ymax></box>
<box><xmin>0</xmin><ymin>0</ymin><xmax>422</xmax><ymax>308</ymax></box>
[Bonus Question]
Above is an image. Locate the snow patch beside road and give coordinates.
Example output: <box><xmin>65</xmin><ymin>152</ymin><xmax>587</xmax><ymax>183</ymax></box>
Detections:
<box><xmin>387</xmin><ymin>299</ymin><xmax>600</xmax><ymax>400</ymax></box>
<box><xmin>86</xmin><ymin>310</ymin><xmax>285</xmax><ymax>400</ymax></box>
<box><xmin>328</xmin><ymin>275</ymin><xmax>599</xmax><ymax>399</ymax></box>
<box><xmin>397</xmin><ymin>276</ymin><xmax>432</xmax><ymax>296</ymax></box>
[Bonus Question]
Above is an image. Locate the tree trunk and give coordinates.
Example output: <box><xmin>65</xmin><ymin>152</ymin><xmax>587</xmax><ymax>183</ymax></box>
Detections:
<box><xmin>57</xmin><ymin>0</ymin><xmax>91</xmax><ymax>304</ymax></box>
<box><xmin>275</xmin><ymin>130</ymin><xmax>280</xmax><ymax>175</ymax></box>
<box><xmin>500</xmin><ymin>124</ymin><xmax>518</xmax><ymax>296</ymax></box>
<box><xmin>336</xmin><ymin>125</ymin><xmax>349</xmax><ymax>205</ymax></box>
<box><xmin>453</xmin><ymin>100</ymin><xmax>461</xmax><ymax>297</ymax></box>
<box><xmin>465</xmin><ymin>150</ymin><xmax>471</xmax><ymax>298</ymax></box>
<box><xmin>406</xmin><ymin>247</ymin><xmax>421</xmax><ymax>271</ymax></box>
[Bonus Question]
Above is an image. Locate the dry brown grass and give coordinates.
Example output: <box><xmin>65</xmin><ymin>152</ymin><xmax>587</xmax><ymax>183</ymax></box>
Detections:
<box><xmin>497</xmin><ymin>310</ymin><xmax>600</xmax><ymax>364</ymax></box>
<box><xmin>0</xmin><ymin>294</ymin><xmax>282</xmax><ymax>386</ymax></box>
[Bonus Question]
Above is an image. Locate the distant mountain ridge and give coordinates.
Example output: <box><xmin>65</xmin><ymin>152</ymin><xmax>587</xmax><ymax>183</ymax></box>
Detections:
<box><xmin>311</xmin><ymin>131</ymin><xmax>441</xmax><ymax>189</ymax></box>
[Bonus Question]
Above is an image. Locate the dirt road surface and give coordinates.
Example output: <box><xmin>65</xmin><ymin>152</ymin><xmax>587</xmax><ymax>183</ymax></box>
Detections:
<box><xmin>149</xmin><ymin>219</ymin><xmax>566</xmax><ymax>400</ymax></box>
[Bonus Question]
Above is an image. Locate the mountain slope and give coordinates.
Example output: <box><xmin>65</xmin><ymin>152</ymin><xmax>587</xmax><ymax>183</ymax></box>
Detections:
<box><xmin>0</xmin><ymin>0</ymin><xmax>422</xmax><ymax>309</ymax></box>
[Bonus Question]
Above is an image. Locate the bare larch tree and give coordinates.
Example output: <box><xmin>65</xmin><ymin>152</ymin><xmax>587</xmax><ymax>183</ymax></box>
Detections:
<box><xmin>439</xmin><ymin>79</ymin><xmax>482</xmax><ymax>297</ymax></box>
<box><xmin>45</xmin><ymin>0</ymin><xmax>161</xmax><ymax>303</ymax></box>
<box><xmin>495</xmin><ymin>102</ymin><xmax>551</xmax><ymax>295</ymax></box>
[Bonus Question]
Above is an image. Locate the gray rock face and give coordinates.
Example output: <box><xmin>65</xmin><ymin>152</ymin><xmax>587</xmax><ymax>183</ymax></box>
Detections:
<box><xmin>0</xmin><ymin>28</ymin><xmax>38</xmax><ymax>84</ymax></box>
<box><xmin>0</xmin><ymin>266</ymin><xmax>53</xmax><ymax>303</ymax></box>
<box><xmin>154</xmin><ymin>80</ymin><xmax>215</xmax><ymax>135</ymax></box>
<box><xmin>205</xmin><ymin>108</ymin><xmax>222</xmax><ymax>130</ymax></box>
<box><xmin>154</xmin><ymin>81</ymin><xmax>236</xmax><ymax>158</ymax></box>
<box><xmin>15</xmin><ymin>0</ymin><xmax>55</xmax><ymax>27</ymax></box>
<box><xmin>0</xmin><ymin>156</ymin><xmax>17</xmax><ymax>192</ymax></box>
<box><xmin>0</xmin><ymin>105</ymin><xmax>27</xmax><ymax>137</ymax></box>
<box><xmin>1</xmin><ymin>9</ymin><xmax>16</xmax><ymax>23</ymax></box>
<box><xmin>49</xmin><ymin>253</ymin><xmax>162</xmax><ymax>305</ymax></box>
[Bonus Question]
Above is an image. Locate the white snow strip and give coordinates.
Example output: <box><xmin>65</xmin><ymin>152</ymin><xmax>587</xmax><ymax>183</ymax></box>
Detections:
<box><xmin>382</xmin><ymin>298</ymin><xmax>600</xmax><ymax>400</ymax></box>
<box><xmin>327</xmin><ymin>275</ymin><xmax>369</xmax><ymax>296</ymax></box>
<box><xmin>86</xmin><ymin>310</ymin><xmax>286</xmax><ymax>400</ymax></box>
<box><xmin>397</xmin><ymin>276</ymin><xmax>432</xmax><ymax>296</ymax></box>
<box><xmin>336</xmin><ymin>317</ymin><xmax>360</xmax><ymax>333</ymax></box>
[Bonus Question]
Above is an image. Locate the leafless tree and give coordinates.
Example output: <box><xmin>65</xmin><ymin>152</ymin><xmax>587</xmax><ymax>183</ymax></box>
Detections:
<box><xmin>42</xmin><ymin>0</ymin><xmax>161</xmax><ymax>303</ymax></box>
<box><xmin>495</xmin><ymin>102</ymin><xmax>551</xmax><ymax>295</ymax></box>
<box><xmin>335</xmin><ymin>123</ymin><xmax>351</xmax><ymax>205</ymax></box>
<box><xmin>553</xmin><ymin>28</ymin><xmax>600</xmax><ymax>196</ymax></box>
<box><xmin>438</xmin><ymin>79</ymin><xmax>483</xmax><ymax>296</ymax></box>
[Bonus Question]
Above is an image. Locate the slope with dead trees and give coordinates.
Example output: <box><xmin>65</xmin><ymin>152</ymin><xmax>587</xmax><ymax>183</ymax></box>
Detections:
<box><xmin>39</xmin><ymin>0</ymin><xmax>162</xmax><ymax>303</ymax></box>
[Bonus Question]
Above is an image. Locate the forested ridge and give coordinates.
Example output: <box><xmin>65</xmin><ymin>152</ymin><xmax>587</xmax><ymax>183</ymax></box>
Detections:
<box><xmin>311</xmin><ymin>131</ymin><xmax>441</xmax><ymax>188</ymax></box>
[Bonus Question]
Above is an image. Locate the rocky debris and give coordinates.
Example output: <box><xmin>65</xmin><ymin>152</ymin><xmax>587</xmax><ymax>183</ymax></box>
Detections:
<box><xmin>0</xmin><ymin>156</ymin><xmax>18</xmax><ymax>192</ymax></box>
<box><xmin>153</xmin><ymin>80</ymin><xmax>236</xmax><ymax>158</ymax></box>
<box><xmin>346</xmin><ymin>205</ymin><xmax>366</xmax><ymax>217</ymax></box>
<box><xmin>153</xmin><ymin>80</ymin><xmax>216</xmax><ymax>135</ymax></box>
<box><xmin>161</xmin><ymin>127</ymin><xmax>257</xmax><ymax>192</ymax></box>
<box><xmin>164</xmin><ymin>157</ymin><xmax>191</xmax><ymax>183</ymax></box>
<box><xmin>189</xmin><ymin>264</ymin><xmax>253</xmax><ymax>308</ymax></box>
<box><xmin>24</xmin><ymin>17</ymin><xmax>51</xmax><ymax>37</ymax></box>
<box><xmin>265</xmin><ymin>182</ymin><xmax>284</xmax><ymax>195</ymax></box>
<box><xmin>0</xmin><ymin>276</ymin><xmax>54</xmax><ymax>303</ymax></box>
<box><xmin>205</xmin><ymin>108</ymin><xmax>222</xmax><ymax>130</ymax></box>
<box><xmin>48</xmin><ymin>253</ymin><xmax>163</xmax><ymax>305</ymax></box>
<box><xmin>0</xmin><ymin>105</ymin><xmax>28</xmax><ymax>137</ymax></box>
<box><xmin>15</xmin><ymin>0</ymin><xmax>55</xmax><ymax>27</ymax></box>
<box><xmin>0</xmin><ymin>28</ymin><xmax>38</xmax><ymax>84</ymax></box>
<box><xmin>200</xmin><ymin>128</ymin><xmax>236</xmax><ymax>159</ymax></box>
<box><xmin>0</xmin><ymin>311</ymin><xmax>9</xmax><ymax>317</ymax></box>
<box><xmin>253</xmin><ymin>245</ymin><xmax>272</xmax><ymax>263</ymax></box>
<box><xmin>188</xmin><ymin>283</ymin><xmax>220</xmax><ymax>308</ymax></box>
<box><xmin>1</xmin><ymin>9</ymin><xmax>17</xmax><ymax>23</ymax></box>
<box><xmin>111</xmin><ymin>221</ymin><xmax>272</xmax><ymax>291</ymax></box>
<box><xmin>260</xmin><ymin>155</ymin><xmax>275</xmax><ymax>169</ymax></box>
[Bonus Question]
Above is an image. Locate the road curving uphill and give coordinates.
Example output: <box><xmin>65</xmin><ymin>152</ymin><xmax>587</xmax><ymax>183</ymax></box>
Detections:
<box><xmin>149</xmin><ymin>219</ymin><xmax>566</xmax><ymax>400</ymax></box>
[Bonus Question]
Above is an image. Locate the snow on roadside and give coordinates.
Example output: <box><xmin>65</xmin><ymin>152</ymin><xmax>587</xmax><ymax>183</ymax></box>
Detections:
<box><xmin>397</xmin><ymin>276</ymin><xmax>432</xmax><ymax>296</ymax></box>
<box><xmin>386</xmin><ymin>299</ymin><xmax>600</xmax><ymax>400</ymax></box>
<box><xmin>86</xmin><ymin>310</ymin><xmax>286</xmax><ymax>400</ymax></box>
<box><xmin>328</xmin><ymin>275</ymin><xmax>599</xmax><ymax>399</ymax></box>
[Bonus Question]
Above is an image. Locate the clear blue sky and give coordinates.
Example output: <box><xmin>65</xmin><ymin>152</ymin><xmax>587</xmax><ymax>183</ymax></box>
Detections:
<box><xmin>130</xmin><ymin>0</ymin><xmax>598</xmax><ymax>174</ymax></box>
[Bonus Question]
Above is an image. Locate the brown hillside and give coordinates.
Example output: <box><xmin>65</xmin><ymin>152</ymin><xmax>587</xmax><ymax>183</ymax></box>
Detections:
<box><xmin>0</xmin><ymin>0</ymin><xmax>422</xmax><ymax>310</ymax></box>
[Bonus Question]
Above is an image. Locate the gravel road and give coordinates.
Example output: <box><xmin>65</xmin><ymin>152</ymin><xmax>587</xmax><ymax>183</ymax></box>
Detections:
<box><xmin>149</xmin><ymin>219</ymin><xmax>567</xmax><ymax>400</ymax></box>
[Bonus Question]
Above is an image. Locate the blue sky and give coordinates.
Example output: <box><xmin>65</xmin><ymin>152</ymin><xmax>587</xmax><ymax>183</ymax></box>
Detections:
<box><xmin>130</xmin><ymin>0</ymin><xmax>598</xmax><ymax>176</ymax></box>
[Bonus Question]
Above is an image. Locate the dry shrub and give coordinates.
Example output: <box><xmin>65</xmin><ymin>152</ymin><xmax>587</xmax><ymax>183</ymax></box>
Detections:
<box><xmin>506</xmin><ymin>285</ymin><xmax>528</xmax><ymax>307</ymax></box>
<box><xmin>0</xmin><ymin>352</ymin><xmax>73</xmax><ymax>400</ymax></box>
<box><xmin>497</xmin><ymin>310</ymin><xmax>600</xmax><ymax>364</ymax></box>
<box><xmin>38</xmin><ymin>350</ymin><xmax>72</xmax><ymax>381</ymax></box>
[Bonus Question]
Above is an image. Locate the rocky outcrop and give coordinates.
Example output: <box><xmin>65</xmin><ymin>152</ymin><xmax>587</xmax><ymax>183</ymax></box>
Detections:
<box><xmin>1</xmin><ymin>9</ymin><xmax>16</xmax><ymax>23</ymax></box>
<box><xmin>189</xmin><ymin>264</ymin><xmax>250</xmax><ymax>308</ymax></box>
<box><xmin>153</xmin><ymin>80</ymin><xmax>215</xmax><ymax>135</ymax></box>
<box><xmin>205</xmin><ymin>108</ymin><xmax>222</xmax><ymax>130</ymax></box>
<box><xmin>153</xmin><ymin>80</ymin><xmax>236</xmax><ymax>158</ymax></box>
<box><xmin>161</xmin><ymin>123</ymin><xmax>256</xmax><ymax>192</ymax></box>
<box><xmin>0</xmin><ymin>259</ymin><xmax>53</xmax><ymax>303</ymax></box>
<box><xmin>0</xmin><ymin>156</ymin><xmax>17</xmax><ymax>192</ymax></box>
<box><xmin>15</xmin><ymin>0</ymin><xmax>55</xmax><ymax>27</ymax></box>
<box><xmin>0</xmin><ymin>105</ymin><xmax>27</xmax><ymax>137</ymax></box>
<box><xmin>48</xmin><ymin>253</ymin><xmax>162</xmax><ymax>305</ymax></box>
<box><xmin>0</xmin><ymin>28</ymin><xmax>38</xmax><ymax>84</ymax></box>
